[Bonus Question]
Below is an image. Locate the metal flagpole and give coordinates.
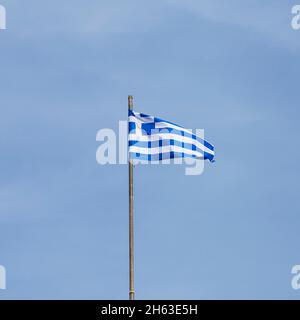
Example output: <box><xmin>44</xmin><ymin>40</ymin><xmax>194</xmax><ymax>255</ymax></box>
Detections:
<box><xmin>128</xmin><ymin>95</ymin><xmax>135</xmax><ymax>300</ymax></box>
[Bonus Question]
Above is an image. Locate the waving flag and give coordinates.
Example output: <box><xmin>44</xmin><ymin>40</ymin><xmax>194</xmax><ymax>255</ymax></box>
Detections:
<box><xmin>128</xmin><ymin>110</ymin><xmax>215</xmax><ymax>162</ymax></box>
<box><xmin>126</xmin><ymin>96</ymin><xmax>215</xmax><ymax>300</ymax></box>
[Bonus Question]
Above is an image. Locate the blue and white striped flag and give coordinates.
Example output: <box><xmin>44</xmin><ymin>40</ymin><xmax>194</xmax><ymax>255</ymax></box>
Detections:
<box><xmin>128</xmin><ymin>110</ymin><xmax>215</xmax><ymax>163</ymax></box>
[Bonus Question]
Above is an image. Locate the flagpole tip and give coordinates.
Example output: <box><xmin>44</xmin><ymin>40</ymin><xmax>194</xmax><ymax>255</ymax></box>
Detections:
<box><xmin>128</xmin><ymin>96</ymin><xmax>133</xmax><ymax>110</ymax></box>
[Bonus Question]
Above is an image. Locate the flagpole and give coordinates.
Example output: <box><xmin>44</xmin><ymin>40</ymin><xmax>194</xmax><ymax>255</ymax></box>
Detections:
<box><xmin>128</xmin><ymin>95</ymin><xmax>135</xmax><ymax>300</ymax></box>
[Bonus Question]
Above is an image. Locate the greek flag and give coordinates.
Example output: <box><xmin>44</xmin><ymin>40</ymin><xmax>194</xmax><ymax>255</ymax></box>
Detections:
<box><xmin>128</xmin><ymin>110</ymin><xmax>215</xmax><ymax>162</ymax></box>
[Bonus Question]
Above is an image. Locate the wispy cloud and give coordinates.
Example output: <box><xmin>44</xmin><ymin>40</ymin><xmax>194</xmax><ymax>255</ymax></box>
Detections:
<box><xmin>5</xmin><ymin>0</ymin><xmax>169</xmax><ymax>37</ymax></box>
<box><xmin>164</xmin><ymin>0</ymin><xmax>300</xmax><ymax>50</ymax></box>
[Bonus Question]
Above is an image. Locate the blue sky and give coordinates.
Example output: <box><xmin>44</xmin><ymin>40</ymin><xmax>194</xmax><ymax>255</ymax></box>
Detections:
<box><xmin>0</xmin><ymin>0</ymin><xmax>300</xmax><ymax>299</ymax></box>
